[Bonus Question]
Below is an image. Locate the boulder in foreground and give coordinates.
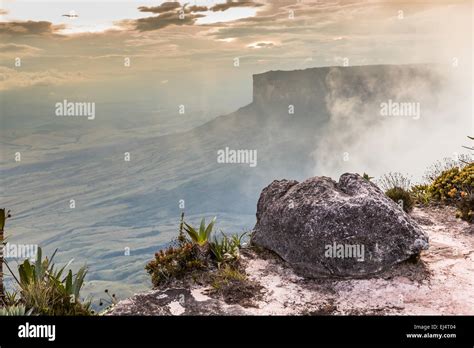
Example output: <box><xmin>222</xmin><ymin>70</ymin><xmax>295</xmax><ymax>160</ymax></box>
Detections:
<box><xmin>251</xmin><ymin>173</ymin><xmax>429</xmax><ymax>278</ymax></box>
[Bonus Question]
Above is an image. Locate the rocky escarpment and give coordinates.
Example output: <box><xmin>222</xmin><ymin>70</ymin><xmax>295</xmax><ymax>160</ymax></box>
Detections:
<box><xmin>251</xmin><ymin>173</ymin><xmax>429</xmax><ymax>278</ymax></box>
<box><xmin>107</xmin><ymin>206</ymin><xmax>473</xmax><ymax>316</ymax></box>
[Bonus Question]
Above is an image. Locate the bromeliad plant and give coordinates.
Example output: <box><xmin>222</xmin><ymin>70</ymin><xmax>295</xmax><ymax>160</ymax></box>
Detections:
<box><xmin>0</xmin><ymin>304</ymin><xmax>33</xmax><ymax>316</ymax></box>
<box><xmin>147</xmin><ymin>214</ymin><xmax>248</xmax><ymax>287</ymax></box>
<box><xmin>183</xmin><ymin>217</ymin><xmax>216</xmax><ymax>246</ymax></box>
<box><xmin>210</xmin><ymin>232</ymin><xmax>248</xmax><ymax>266</ymax></box>
<box><xmin>146</xmin><ymin>216</ymin><xmax>218</xmax><ymax>286</ymax></box>
<box><xmin>17</xmin><ymin>247</ymin><xmax>91</xmax><ymax>315</ymax></box>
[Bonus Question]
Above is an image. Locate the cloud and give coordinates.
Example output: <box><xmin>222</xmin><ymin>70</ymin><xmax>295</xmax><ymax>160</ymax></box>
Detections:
<box><xmin>0</xmin><ymin>43</ymin><xmax>42</xmax><ymax>57</ymax></box>
<box><xmin>0</xmin><ymin>20</ymin><xmax>65</xmax><ymax>36</ymax></box>
<box><xmin>124</xmin><ymin>1</ymin><xmax>211</xmax><ymax>32</ymax></box>
<box><xmin>132</xmin><ymin>11</ymin><xmax>204</xmax><ymax>31</ymax></box>
<box><xmin>210</xmin><ymin>0</ymin><xmax>263</xmax><ymax>12</ymax></box>
<box><xmin>186</xmin><ymin>5</ymin><xmax>208</xmax><ymax>13</ymax></box>
<box><xmin>248</xmin><ymin>41</ymin><xmax>275</xmax><ymax>49</ymax></box>
<box><xmin>0</xmin><ymin>66</ymin><xmax>86</xmax><ymax>91</ymax></box>
<box><xmin>138</xmin><ymin>2</ymin><xmax>182</xmax><ymax>14</ymax></box>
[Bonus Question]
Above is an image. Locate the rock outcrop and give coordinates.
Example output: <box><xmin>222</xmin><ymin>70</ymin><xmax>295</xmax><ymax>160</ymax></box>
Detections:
<box><xmin>251</xmin><ymin>173</ymin><xmax>429</xmax><ymax>278</ymax></box>
<box><xmin>108</xmin><ymin>206</ymin><xmax>473</xmax><ymax>316</ymax></box>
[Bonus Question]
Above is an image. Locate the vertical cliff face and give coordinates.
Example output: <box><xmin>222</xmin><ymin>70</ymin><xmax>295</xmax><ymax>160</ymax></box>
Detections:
<box><xmin>252</xmin><ymin>67</ymin><xmax>331</xmax><ymax>117</ymax></box>
<box><xmin>251</xmin><ymin>64</ymin><xmax>441</xmax><ymax>122</ymax></box>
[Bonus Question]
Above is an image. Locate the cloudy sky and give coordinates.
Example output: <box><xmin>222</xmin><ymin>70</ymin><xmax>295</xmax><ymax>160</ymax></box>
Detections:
<box><xmin>0</xmin><ymin>0</ymin><xmax>471</xmax><ymax>94</ymax></box>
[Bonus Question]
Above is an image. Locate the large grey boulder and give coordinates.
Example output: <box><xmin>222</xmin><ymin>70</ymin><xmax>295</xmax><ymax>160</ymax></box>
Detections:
<box><xmin>251</xmin><ymin>173</ymin><xmax>429</xmax><ymax>278</ymax></box>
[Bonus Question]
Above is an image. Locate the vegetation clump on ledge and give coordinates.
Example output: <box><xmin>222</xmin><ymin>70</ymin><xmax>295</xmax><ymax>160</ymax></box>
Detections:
<box><xmin>1</xmin><ymin>209</ymin><xmax>92</xmax><ymax>316</ymax></box>
<box><xmin>145</xmin><ymin>212</ymin><xmax>259</xmax><ymax>305</ymax></box>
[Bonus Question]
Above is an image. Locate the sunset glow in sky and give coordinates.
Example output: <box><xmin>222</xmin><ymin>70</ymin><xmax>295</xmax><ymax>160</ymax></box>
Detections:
<box><xmin>0</xmin><ymin>0</ymin><xmax>471</xmax><ymax>92</ymax></box>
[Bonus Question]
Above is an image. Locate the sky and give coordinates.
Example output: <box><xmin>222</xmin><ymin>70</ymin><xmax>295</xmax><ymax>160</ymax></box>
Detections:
<box><xmin>0</xmin><ymin>0</ymin><xmax>472</xmax><ymax>92</ymax></box>
<box><xmin>0</xmin><ymin>0</ymin><xmax>472</xmax><ymax>158</ymax></box>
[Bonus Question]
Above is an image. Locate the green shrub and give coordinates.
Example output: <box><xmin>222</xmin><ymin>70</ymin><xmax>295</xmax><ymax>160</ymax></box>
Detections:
<box><xmin>428</xmin><ymin>163</ymin><xmax>473</xmax><ymax>223</ymax></box>
<box><xmin>428</xmin><ymin>167</ymin><xmax>461</xmax><ymax>202</ymax></box>
<box><xmin>410</xmin><ymin>184</ymin><xmax>432</xmax><ymax>206</ymax></box>
<box><xmin>147</xmin><ymin>215</ymin><xmax>248</xmax><ymax>288</ymax></box>
<box><xmin>17</xmin><ymin>248</ymin><xmax>91</xmax><ymax>315</ymax></box>
<box><xmin>145</xmin><ymin>242</ymin><xmax>205</xmax><ymax>287</ymax></box>
<box><xmin>385</xmin><ymin>187</ymin><xmax>414</xmax><ymax>213</ymax></box>
<box><xmin>423</xmin><ymin>156</ymin><xmax>471</xmax><ymax>183</ymax></box>
<box><xmin>456</xmin><ymin>193</ymin><xmax>474</xmax><ymax>223</ymax></box>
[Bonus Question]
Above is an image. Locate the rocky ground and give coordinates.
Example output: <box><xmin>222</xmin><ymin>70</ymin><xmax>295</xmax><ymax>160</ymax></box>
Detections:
<box><xmin>107</xmin><ymin>206</ymin><xmax>473</xmax><ymax>316</ymax></box>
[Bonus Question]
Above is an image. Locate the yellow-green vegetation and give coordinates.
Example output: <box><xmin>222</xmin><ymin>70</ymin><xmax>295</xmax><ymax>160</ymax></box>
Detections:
<box><xmin>1</xmin><ymin>210</ymin><xmax>92</xmax><ymax>315</ymax></box>
<box><xmin>0</xmin><ymin>248</ymin><xmax>92</xmax><ymax>316</ymax></box>
<box><xmin>210</xmin><ymin>263</ymin><xmax>246</xmax><ymax>290</ymax></box>
<box><xmin>14</xmin><ymin>248</ymin><xmax>92</xmax><ymax>315</ymax></box>
<box><xmin>378</xmin><ymin>153</ymin><xmax>473</xmax><ymax>222</ymax></box>
<box><xmin>207</xmin><ymin>263</ymin><xmax>262</xmax><ymax>306</ymax></box>
<box><xmin>385</xmin><ymin>187</ymin><xmax>414</xmax><ymax>213</ymax></box>
<box><xmin>428</xmin><ymin>163</ymin><xmax>473</xmax><ymax>223</ymax></box>
<box><xmin>410</xmin><ymin>184</ymin><xmax>431</xmax><ymax>206</ymax></box>
<box><xmin>145</xmin><ymin>242</ymin><xmax>206</xmax><ymax>287</ymax></box>
<box><xmin>412</xmin><ymin>138</ymin><xmax>473</xmax><ymax>222</ymax></box>
<box><xmin>146</xmin><ymin>214</ymin><xmax>248</xmax><ymax>288</ymax></box>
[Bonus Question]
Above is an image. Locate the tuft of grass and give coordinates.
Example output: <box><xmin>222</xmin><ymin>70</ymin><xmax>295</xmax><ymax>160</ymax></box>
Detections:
<box><xmin>210</xmin><ymin>263</ymin><xmax>247</xmax><ymax>290</ymax></box>
<box><xmin>377</xmin><ymin>172</ymin><xmax>412</xmax><ymax>192</ymax></box>
<box><xmin>208</xmin><ymin>263</ymin><xmax>262</xmax><ymax>307</ymax></box>
<box><xmin>385</xmin><ymin>187</ymin><xmax>414</xmax><ymax>213</ymax></box>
